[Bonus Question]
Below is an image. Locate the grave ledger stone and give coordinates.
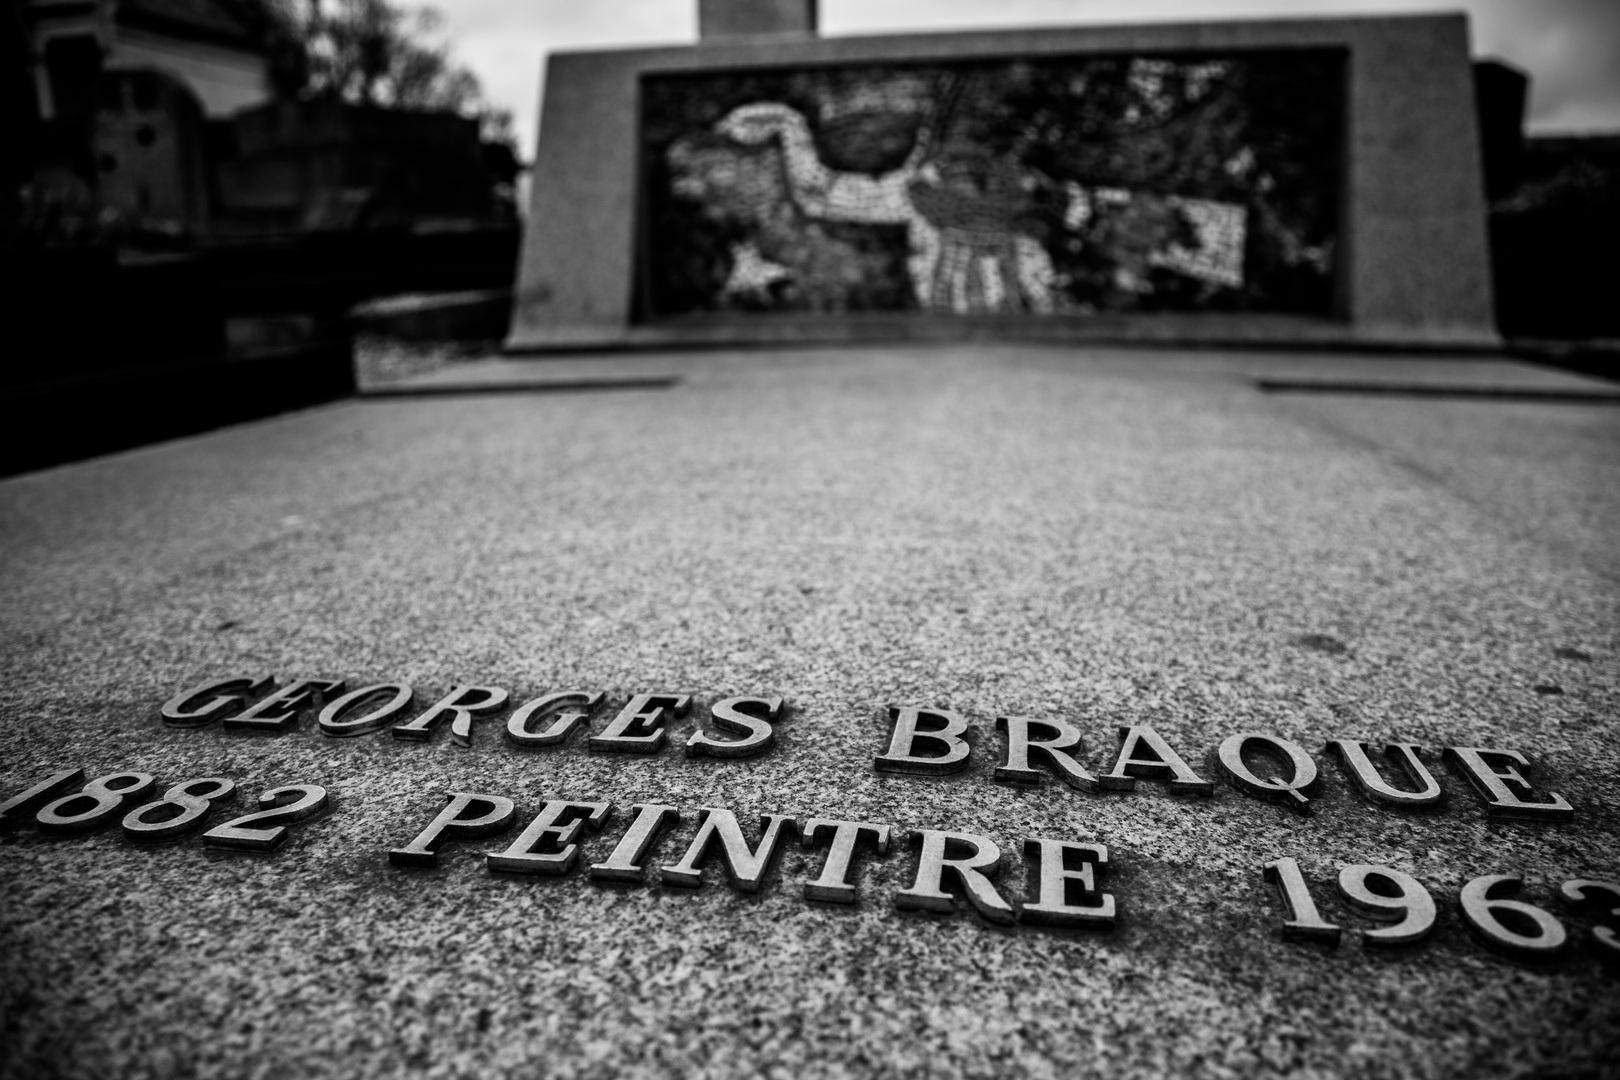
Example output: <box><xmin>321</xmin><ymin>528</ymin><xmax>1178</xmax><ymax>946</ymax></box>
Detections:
<box><xmin>0</xmin><ymin>344</ymin><xmax>1616</xmax><ymax>1076</ymax></box>
<box><xmin>510</xmin><ymin>14</ymin><xmax>1497</xmax><ymax>351</ymax></box>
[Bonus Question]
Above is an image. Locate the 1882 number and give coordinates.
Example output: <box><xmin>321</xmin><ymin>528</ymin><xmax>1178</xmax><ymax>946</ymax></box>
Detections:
<box><xmin>0</xmin><ymin>767</ymin><xmax>328</xmax><ymax>853</ymax></box>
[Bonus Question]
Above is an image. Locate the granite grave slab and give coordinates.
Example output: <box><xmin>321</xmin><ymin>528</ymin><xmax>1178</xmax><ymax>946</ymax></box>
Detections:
<box><xmin>1</xmin><ymin>344</ymin><xmax>1615</xmax><ymax>1077</ymax></box>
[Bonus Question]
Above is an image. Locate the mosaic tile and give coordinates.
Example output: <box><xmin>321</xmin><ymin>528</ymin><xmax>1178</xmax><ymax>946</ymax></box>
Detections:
<box><xmin>642</xmin><ymin>53</ymin><xmax>1342</xmax><ymax>317</ymax></box>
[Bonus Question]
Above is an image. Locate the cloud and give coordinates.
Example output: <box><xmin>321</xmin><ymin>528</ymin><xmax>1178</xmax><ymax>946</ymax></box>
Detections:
<box><xmin>435</xmin><ymin>0</ymin><xmax>694</xmax><ymax>153</ymax></box>
<box><xmin>1468</xmin><ymin>0</ymin><xmax>1620</xmax><ymax>132</ymax></box>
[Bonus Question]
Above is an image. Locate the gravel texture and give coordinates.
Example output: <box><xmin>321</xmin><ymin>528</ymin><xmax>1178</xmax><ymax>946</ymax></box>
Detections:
<box><xmin>1</xmin><ymin>344</ymin><xmax>1616</xmax><ymax>1079</ymax></box>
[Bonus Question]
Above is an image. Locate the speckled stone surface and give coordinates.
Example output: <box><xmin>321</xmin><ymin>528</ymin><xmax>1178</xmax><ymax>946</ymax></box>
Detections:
<box><xmin>1</xmin><ymin>345</ymin><xmax>1616</xmax><ymax>1079</ymax></box>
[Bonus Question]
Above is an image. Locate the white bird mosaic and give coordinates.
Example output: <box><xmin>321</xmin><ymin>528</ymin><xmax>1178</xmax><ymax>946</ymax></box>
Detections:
<box><xmin>714</xmin><ymin>101</ymin><xmax>1059</xmax><ymax>315</ymax></box>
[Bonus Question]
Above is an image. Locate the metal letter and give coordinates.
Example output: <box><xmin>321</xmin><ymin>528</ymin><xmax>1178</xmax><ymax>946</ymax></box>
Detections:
<box><xmin>506</xmin><ymin>691</ymin><xmax>603</xmax><ymax>749</ymax></box>
<box><xmin>661</xmin><ymin>808</ymin><xmax>795</xmax><ymax>893</ymax></box>
<box><xmin>994</xmin><ymin>715</ymin><xmax>1098</xmax><ymax>791</ymax></box>
<box><xmin>318</xmin><ymin>683</ymin><xmax>413</xmax><ymax>738</ymax></box>
<box><xmin>1326</xmin><ymin>740</ymin><xmax>1443</xmax><ymax>809</ymax></box>
<box><xmin>160</xmin><ymin>675</ymin><xmax>273</xmax><ymax>728</ymax></box>
<box><xmin>873</xmin><ymin>705</ymin><xmax>971</xmax><ymax>776</ymax></box>
<box><xmin>224</xmin><ymin>678</ymin><xmax>346</xmax><ymax>733</ymax></box>
<box><xmin>1020</xmin><ymin>838</ymin><xmax>1115</xmax><ymax>929</ymax></box>
<box><xmin>488</xmin><ymin>800</ymin><xmax>610</xmax><ymax>875</ymax></box>
<box><xmin>589</xmin><ymin>694</ymin><xmax>691</xmax><ymax>754</ymax></box>
<box><xmin>1459</xmin><ymin>874</ymin><xmax>1567</xmax><ymax>961</ymax></box>
<box><xmin>1336</xmin><ymin>864</ymin><xmax>1436</xmax><ymax>947</ymax></box>
<box><xmin>202</xmin><ymin>785</ymin><xmax>329</xmax><ymax>852</ymax></box>
<box><xmin>121</xmin><ymin>778</ymin><xmax>237</xmax><ymax>843</ymax></box>
<box><xmin>1560</xmin><ymin>879</ymin><xmax>1620</xmax><ymax>967</ymax></box>
<box><xmin>317</xmin><ymin>689</ymin><xmax>414</xmax><ymax>738</ymax></box>
<box><xmin>686</xmin><ymin>696</ymin><xmax>784</xmax><ymax>759</ymax></box>
<box><xmin>801</xmin><ymin>818</ymin><xmax>892</xmax><ymax>904</ymax></box>
<box><xmin>1100</xmin><ymin>725</ymin><xmax>1213</xmax><ymax>796</ymax></box>
<box><xmin>895</xmin><ymin>829</ymin><xmax>1015</xmax><ymax>925</ymax></box>
<box><xmin>589</xmin><ymin>803</ymin><xmax>679</xmax><ymax>883</ymax></box>
<box><xmin>1443</xmin><ymin>747</ymin><xmax>1574</xmax><ymax>821</ymax></box>
<box><xmin>1216</xmin><ymin>732</ymin><xmax>1319</xmax><ymax>814</ymax></box>
<box><xmin>393</xmin><ymin>685</ymin><xmax>511</xmax><ymax>745</ymax></box>
<box><xmin>36</xmin><ymin>772</ymin><xmax>155</xmax><ymax>835</ymax></box>
<box><xmin>388</xmin><ymin>792</ymin><xmax>516</xmax><ymax>868</ymax></box>
<box><xmin>1263</xmin><ymin>857</ymin><xmax>1342</xmax><ymax>946</ymax></box>
<box><xmin>0</xmin><ymin>768</ymin><xmax>85</xmax><ymax>828</ymax></box>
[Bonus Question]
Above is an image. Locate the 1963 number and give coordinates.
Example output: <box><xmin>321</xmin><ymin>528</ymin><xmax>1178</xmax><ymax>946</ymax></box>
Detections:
<box><xmin>1264</xmin><ymin>856</ymin><xmax>1617</xmax><ymax>967</ymax></box>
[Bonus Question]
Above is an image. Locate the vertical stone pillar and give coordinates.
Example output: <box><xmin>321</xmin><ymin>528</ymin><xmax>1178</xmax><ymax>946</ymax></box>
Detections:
<box><xmin>698</xmin><ymin>0</ymin><xmax>817</xmax><ymax>39</ymax></box>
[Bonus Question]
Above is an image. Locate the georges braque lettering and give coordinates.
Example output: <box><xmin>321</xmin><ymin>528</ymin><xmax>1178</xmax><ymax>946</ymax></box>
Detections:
<box><xmin>157</xmin><ymin>676</ymin><xmax>1576</xmax><ymax>823</ymax></box>
<box><xmin>875</xmin><ymin>705</ymin><xmax>1575</xmax><ymax>821</ymax></box>
<box><xmin>160</xmin><ymin>676</ymin><xmax>784</xmax><ymax>758</ymax></box>
<box><xmin>41</xmin><ymin>673</ymin><xmax>1596</xmax><ymax>965</ymax></box>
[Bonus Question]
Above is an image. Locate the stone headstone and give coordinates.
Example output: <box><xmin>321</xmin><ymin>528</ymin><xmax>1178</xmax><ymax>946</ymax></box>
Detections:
<box><xmin>511</xmin><ymin>14</ymin><xmax>1498</xmax><ymax>351</ymax></box>
<box><xmin>699</xmin><ymin>0</ymin><xmax>817</xmax><ymax>39</ymax></box>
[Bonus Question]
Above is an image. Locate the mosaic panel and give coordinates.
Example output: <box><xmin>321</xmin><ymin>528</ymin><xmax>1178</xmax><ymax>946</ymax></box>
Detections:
<box><xmin>640</xmin><ymin>52</ymin><xmax>1343</xmax><ymax>318</ymax></box>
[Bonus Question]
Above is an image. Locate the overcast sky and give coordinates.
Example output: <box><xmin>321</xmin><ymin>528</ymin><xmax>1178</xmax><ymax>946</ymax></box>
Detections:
<box><xmin>434</xmin><ymin>0</ymin><xmax>1619</xmax><ymax>154</ymax></box>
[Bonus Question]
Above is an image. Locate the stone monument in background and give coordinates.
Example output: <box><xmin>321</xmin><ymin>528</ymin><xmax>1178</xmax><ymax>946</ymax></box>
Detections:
<box><xmin>698</xmin><ymin>0</ymin><xmax>817</xmax><ymax>40</ymax></box>
<box><xmin>510</xmin><ymin>5</ymin><xmax>1498</xmax><ymax>351</ymax></box>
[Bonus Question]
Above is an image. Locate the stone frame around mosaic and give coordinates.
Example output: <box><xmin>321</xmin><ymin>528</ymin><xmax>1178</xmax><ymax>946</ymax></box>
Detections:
<box><xmin>511</xmin><ymin>14</ymin><xmax>1497</xmax><ymax>350</ymax></box>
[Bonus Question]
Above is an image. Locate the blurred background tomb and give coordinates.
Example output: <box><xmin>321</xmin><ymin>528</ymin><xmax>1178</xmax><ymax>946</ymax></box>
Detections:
<box><xmin>5</xmin><ymin>0</ymin><xmax>521</xmax><ymax>474</ymax></box>
<box><xmin>2</xmin><ymin>0</ymin><xmax>1616</xmax><ymax>475</ymax></box>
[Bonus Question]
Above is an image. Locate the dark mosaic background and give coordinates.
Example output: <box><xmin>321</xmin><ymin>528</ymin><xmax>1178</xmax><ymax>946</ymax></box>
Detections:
<box><xmin>640</xmin><ymin>52</ymin><xmax>1344</xmax><ymax>318</ymax></box>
